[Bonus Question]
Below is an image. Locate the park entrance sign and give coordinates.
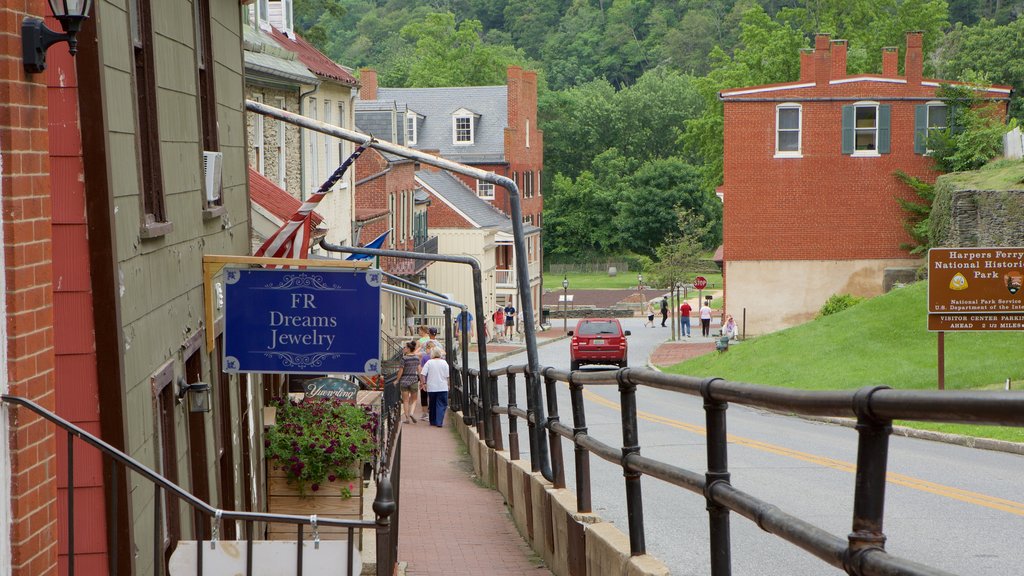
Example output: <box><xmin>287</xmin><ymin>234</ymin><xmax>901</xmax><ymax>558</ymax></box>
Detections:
<box><xmin>927</xmin><ymin>248</ymin><xmax>1024</xmax><ymax>332</ymax></box>
<box><xmin>223</xmin><ymin>267</ymin><xmax>382</xmax><ymax>374</ymax></box>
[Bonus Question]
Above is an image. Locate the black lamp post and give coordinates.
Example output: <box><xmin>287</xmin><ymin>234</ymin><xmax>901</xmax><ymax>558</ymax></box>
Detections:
<box><xmin>22</xmin><ymin>0</ymin><xmax>93</xmax><ymax>74</ymax></box>
<box><xmin>562</xmin><ymin>275</ymin><xmax>569</xmax><ymax>333</ymax></box>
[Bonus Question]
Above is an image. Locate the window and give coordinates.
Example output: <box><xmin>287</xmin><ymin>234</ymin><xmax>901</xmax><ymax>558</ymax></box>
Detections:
<box><xmin>252</xmin><ymin>94</ymin><xmax>264</xmax><ymax>175</ymax></box>
<box><xmin>338</xmin><ymin>103</ymin><xmax>346</xmax><ymax>162</ymax></box>
<box><xmin>406</xmin><ymin>111</ymin><xmax>417</xmax><ymax>145</ymax></box>
<box><xmin>194</xmin><ymin>0</ymin><xmax>217</xmax><ymax>153</ymax></box>
<box><xmin>308</xmin><ymin>98</ymin><xmax>318</xmax><ymax>188</ymax></box>
<box><xmin>151</xmin><ymin>361</ymin><xmax>180</xmax><ymax>562</ymax></box>
<box><xmin>453</xmin><ymin>114</ymin><xmax>473</xmax><ymax>144</ymax></box>
<box><xmin>324</xmin><ymin>101</ymin><xmax>332</xmax><ymax>169</ymax></box>
<box><xmin>400</xmin><ymin>191</ymin><xmax>407</xmax><ymax>242</ymax></box>
<box><xmin>775</xmin><ymin>104</ymin><xmax>801</xmax><ymax>156</ymax></box>
<box><xmin>915</xmin><ymin>102</ymin><xmax>947</xmax><ymax>154</ymax></box>
<box><xmin>388</xmin><ymin>194</ymin><xmax>395</xmax><ymax>247</ymax></box>
<box><xmin>276</xmin><ymin>98</ymin><xmax>286</xmax><ymax>188</ymax></box>
<box><xmin>525</xmin><ymin>119</ymin><xmax>530</xmax><ymax>148</ymax></box>
<box><xmin>842</xmin><ymin>102</ymin><xmax>890</xmax><ymax>156</ymax></box>
<box><xmin>477</xmin><ymin>179</ymin><xmax>494</xmax><ymax>198</ymax></box>
<box><xmin>130</xmin><ymin>0</ymin><xmax>168</xmax><ymax>231</ymax></box>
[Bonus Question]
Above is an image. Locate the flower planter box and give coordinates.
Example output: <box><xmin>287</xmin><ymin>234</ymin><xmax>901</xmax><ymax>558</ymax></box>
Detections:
<box><xmin>266</xmin><ymin>464</ymin><xmax>364</xmax><ymax>541</ymax></box>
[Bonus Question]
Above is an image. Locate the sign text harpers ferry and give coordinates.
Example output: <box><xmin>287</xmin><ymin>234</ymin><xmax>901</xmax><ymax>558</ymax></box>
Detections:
<box><xmin>928</xmin><ymin>248</ymin><xmax>1024</xmax><ymax>332</ymax></box>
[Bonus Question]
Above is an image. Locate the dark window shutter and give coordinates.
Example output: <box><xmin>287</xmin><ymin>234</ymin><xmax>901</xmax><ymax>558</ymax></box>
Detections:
<box><xmin>841</xmin><ymin>105</ymin><xmax>854</xmax><ymax>154</ymax></box>
<box><xmin>914</xmin><ymin>104</ymin><xmax>928</xmax><ymax>154</ymax></box>
<box><xmin>878</xmin><ymin>104</ymin><xmax>891</xmax><ymax>154</ymax></box>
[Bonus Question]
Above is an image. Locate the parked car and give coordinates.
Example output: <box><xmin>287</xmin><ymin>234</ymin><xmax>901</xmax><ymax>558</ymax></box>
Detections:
<box><xmin>568</xmin><ymin>318</ymin><xmax>630</xmax><ymax>370</ymax></box>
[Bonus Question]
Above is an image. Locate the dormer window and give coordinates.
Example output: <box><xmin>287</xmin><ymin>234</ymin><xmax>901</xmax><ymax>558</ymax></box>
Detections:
<box><xmin>406</xmin><ymin>110</ymin><xmax>418</xmax><ymax>145</ymax></box>
<box><xmin>452</xmin><ymin>108</ymin><xmax>478</xmax><ymax>145</ymax></box>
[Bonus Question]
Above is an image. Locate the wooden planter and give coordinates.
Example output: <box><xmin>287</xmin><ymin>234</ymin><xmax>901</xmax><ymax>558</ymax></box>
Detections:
<box><xmin>266</xmin><ymin>463</ymin><xmax>364</xmax><ymax>541</ymax></box>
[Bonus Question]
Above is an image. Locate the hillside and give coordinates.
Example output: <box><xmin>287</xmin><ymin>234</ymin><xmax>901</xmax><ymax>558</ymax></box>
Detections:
<box><xmin>666</xmin><ymin>281</ymin><xmax>1023</xmax><ymax>392</ymax></box>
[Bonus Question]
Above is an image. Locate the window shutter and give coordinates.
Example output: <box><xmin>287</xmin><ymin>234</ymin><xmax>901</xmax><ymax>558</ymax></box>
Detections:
<box><xmin>878</xmin><ymin>104</ymin><xmax>891</xmax><ymax>154</ymax></box>
<box><xmin>914</xmin><ymin>105</ymin><xmax>928</xmax><ymax>154</ymax></box>
<box><xmin>841</xmin><ymin>105</ymin><xmax>854</xmax><ymax>154</ymax></box>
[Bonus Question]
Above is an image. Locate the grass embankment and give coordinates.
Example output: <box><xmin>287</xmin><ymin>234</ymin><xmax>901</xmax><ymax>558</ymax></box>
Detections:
<box><xmin>555</xmin><ymin>271</ymin><xmax>724</xmax><ymax>291</ymax></box>
<box><xmin>665</xmin><ymin>281</ymin><xmax>1024</xmax><ymax>442</ymax></box>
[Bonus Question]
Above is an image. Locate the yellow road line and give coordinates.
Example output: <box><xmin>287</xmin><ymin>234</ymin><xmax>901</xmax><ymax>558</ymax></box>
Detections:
<box><xmin>581</xmin><ymin>388</ymin><xmax>1024</xmax><ymax>516</ymax></box>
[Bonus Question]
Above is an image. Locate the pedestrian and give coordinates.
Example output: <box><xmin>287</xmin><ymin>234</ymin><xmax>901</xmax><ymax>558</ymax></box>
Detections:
<box><xmin>723</xmin><ymin>314</ymin><xmax>738</xmax><ymax>340</ymax></box>
<box><xmin>420</xmin><ymin>347</ymin><xmax>450</xmax><ymax>427</ymax></box>
<box><xmin>679</xmin><ymin>300</ymin><xmax>692</xmax><ymax>337</ymax></box>
<box><xmin>503</xmin><ymin>302</ymin><xmax>517</xmax><ymax>340</ymax></box>
<box><xmin>427</xmin><ymin>327</ymin><xmax>444</xmax><ymax>355</ymax></box>
<box><xmin>454</xmin><ymin>309</ymin><xmax>473</xmax><ymax>345</ymax></box>
<box><xmin>699</xmin><ymin>301</ymin><xmax>713</xmax><ymax>337</ymax></box>
<box><xmin>660</xmin><ymin>297</ymin><xmax>669</xmax><ymax>327</ymax></box>
<box><xmin>492</xmin><ymin>307</ymin><xmax>504</xmax><ymax>342</ymax></box>
<box><xmin>414</xmin><ymin>325</ymin><xmax>430</xmax><ymax>353</ymax></box>
<box><xmin>404</xmin><ymin>299</ymin><xmax>417</xmax><ymax>336</ymax></box>
<box><xmin>395</xmin><ymin>340</ymin><xmax>420</xmax><ymax>424</ymax></box>
<box><xmin>644</xmin><ymin>302</ymin><xmax>655</xmax><ymax>327</ymax></box>
<box><xmin>417</xmin><ymin>340</ymin><xmax>436</xmax><ymax>420</ymax></box>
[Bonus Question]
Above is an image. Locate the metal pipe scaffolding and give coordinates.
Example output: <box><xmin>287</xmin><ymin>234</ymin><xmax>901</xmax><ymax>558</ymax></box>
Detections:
<box><xmin>243</xmin><ymin>98</ymin><xmax>553</xmax><ymax>480</ymax></box>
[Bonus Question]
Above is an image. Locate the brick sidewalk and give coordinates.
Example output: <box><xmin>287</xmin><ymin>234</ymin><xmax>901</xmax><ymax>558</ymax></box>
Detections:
<box><xmin>397</xmin><ymin>419</ymin><xmax>550</xmax><ymax>575</ymax></box>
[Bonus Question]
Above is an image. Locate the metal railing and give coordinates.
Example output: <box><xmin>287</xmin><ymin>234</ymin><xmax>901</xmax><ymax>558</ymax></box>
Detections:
<box><xmin>412</xmin><ymin>235</ymin><xmax>438</xmax><ymax>255</ymax></box>
<box><xmin>496</xmin><ymin>268</ymin><xmax>515</xmax><ymax>287</ymax></box>
<box><xmin>1</xmin><ymin>394</ymin><xmax>403</xmax><ymax>576</ymax></box>
<box><xmin>466</xmin><ymin>364</ymin><xmax>1024</xmax><ymax>576</ymax></box>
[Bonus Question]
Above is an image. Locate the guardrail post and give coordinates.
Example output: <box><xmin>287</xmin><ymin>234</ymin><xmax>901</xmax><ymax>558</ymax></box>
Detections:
<box><xmin>490</xmin><ymin>374</ymin><xmax>504</xmax><ymax>451</ymax></box>
<box><xmin>473</xmin><ymin>374</ymin><xmax>485</xmax><ymax>439</ymax></box>
<box><xmin>507</xmin><ymin>373</ymin><xmax>520</xmax><ymax>460</ymax></box>
<box><xmin>544</xmin><ymin>372</ymin><xmax>566</xmax><ymax>489</ymax></box>
<box><xmin>525</xmin><ymin>371</ymin><xmax>541</xmax><ymax>473</ymax></box>
<box><xmin>845</xmin><ymin>385</ymin><xmax>893</xmax><ymax>575</ymax></box>
<box><xmin>568</xmin><ymin>373</ymin><xmax>591</xmax><ymax>514</ymax></box>
<box><xmin>373</xmin><ymin>476</ymin><xmax>397</xmax><ymax>576</ymax></box>
<box><xmin>701</xmin><ymin>378</ymin><xmax>731</xmax><ymax>576</ymax></box>
<box><xmin>617</xmin><ymin>369</ymin><xmax>645</xmax><ymax>555</ymax></box>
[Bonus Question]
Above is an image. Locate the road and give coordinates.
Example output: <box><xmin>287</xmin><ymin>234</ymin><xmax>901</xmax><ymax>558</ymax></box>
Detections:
<box><xmin>477</xmin><ymin>317</ymin><xmax>1024</xmax><ymax>575</ymax></box>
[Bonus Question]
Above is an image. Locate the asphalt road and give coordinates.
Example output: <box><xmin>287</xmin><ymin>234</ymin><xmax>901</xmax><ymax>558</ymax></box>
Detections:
<box><xmin>476</xmin><ymin>317</ymin><xmax>1024</xmax><ymax>575</ymax></box>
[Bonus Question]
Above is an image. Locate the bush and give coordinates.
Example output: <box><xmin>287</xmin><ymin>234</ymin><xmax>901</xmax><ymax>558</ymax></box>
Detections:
<box><xmin>818</xmin><ymin>293</ymin><xmax>864</xmax><ymax>318</ymax></box>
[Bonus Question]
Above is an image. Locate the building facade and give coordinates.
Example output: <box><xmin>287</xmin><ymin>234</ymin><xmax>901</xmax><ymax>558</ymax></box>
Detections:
<box><xmin>719</xmin><ymin>32</ymin><xmax>1010</xmax><ymax>334</ymax></box>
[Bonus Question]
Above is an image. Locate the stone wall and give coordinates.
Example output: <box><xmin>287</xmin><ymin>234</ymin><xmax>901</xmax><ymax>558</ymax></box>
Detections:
<box><xmin>934</xmin><ymin>187</ymin><xmax>1024</xmax><ymax>247</ymax></box>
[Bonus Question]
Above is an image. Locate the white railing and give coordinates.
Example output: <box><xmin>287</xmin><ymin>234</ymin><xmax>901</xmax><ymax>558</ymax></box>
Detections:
<box><xmin>495</xmin><ymin>268</ymin><xmax>515</xmax><ymax>287</ymax></box>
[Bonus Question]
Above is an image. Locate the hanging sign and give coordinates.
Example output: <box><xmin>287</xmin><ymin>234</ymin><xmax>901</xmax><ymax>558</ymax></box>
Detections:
<box><xmin>223</xmin><ymin>267</ymin><xmax>382</xmax><ymax>374</ymax></box>
<box><xmin>302</xmin><ymin>377</ymin><xmax>360</xmax><ymax>402</ymax></box>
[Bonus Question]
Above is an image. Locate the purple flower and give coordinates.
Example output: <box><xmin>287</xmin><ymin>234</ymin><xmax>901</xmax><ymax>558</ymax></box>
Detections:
<box><xmin>311</xmin><ymin>483</ymin><xmax>320</xmax><ymax>492</ymax></box>
<box><xmin>328</xmin><ymin>474</ymin><xmax>336</xmax><ymax>482</ymax></box>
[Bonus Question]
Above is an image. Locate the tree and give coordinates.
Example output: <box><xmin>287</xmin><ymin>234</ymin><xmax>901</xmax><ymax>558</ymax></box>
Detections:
<box><xmin>934</xmin><ymin>18</ymin><xmax>1024</xmax><ymax>121</ymax></box>
<box><xmin>644</xmin><ymin>209</ymin><xmax>712</xmax><ymax>292</ymax></box>
<box><xmin>926</xmin><ymin>83</ymin><xmax>1012</xmax><ymax>173</ymax></box>
<box><xmin>894</xmin><ymin>170</ymin><xmax>935</xmax><ymax>254</ymax></box>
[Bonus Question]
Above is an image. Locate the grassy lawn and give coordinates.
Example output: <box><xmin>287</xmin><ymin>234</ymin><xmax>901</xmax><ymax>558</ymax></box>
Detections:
<box><xmin>550</xmin><ymin>271</ymin><xmax>724</xmax><ymax>291</ymax></box>
<box><xmin>664</xmin><ymin>281</ymin><xmax>1024</xmax><ymax>442</ymax></box>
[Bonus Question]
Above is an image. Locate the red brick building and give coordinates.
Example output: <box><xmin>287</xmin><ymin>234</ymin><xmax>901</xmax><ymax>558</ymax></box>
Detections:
<box><xmin>719</xmin><ymin>32</ymin><xmax>1010</xmax><ymax>334</ymax></box>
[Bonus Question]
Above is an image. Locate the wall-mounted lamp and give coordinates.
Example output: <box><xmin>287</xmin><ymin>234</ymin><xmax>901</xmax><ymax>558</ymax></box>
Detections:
<box><xmin>177</xmin><ymin>379</ymin><xmax>212</xmax><ymax>413</ymax></box>
<box><xmin>22</xmin><ymin>0</ymin><xmax>93</xmax><ymax>74</ymax></box>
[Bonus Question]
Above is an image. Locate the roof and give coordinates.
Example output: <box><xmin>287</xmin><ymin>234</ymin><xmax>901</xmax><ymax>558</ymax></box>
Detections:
<box><xmin>415</xmin><ymin>170</ymin><xmax>538</xmax><ymax>235</ymax></box>
<box><xmin>268</xmin><ymin>27</ymin><xmax>358</xmax><ymax>86</ymax></box>
<box><xmin>355</xmin><ymin>207</ymin><xmax>389</xmax><ymax>222</ymax></box>
<box><xmin>720</xmin><ymin>76</ymin><xmax>1012</xmax><ymax>99</ymax></box>
<box><xmin>248</xmin><ymin>167</ymin><xmax>324</xmax><ymax>228</ymax></box>
<box><xmin>243</xmin><ymin>27</ymin><xmax>319</xmax><ymax>85</ymax></box>
<box><xmin>373</xmin><ymin>86</ymin><xmax>509</xmax><ymax>163</ymax></box>
<box><xmin>355</xmin><ymin>100</ymin><xmax>409</xmax><ymax>148</ymax></box>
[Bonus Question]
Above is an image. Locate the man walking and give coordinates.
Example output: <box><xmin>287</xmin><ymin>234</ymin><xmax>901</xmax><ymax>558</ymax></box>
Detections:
<box><xmin>454</xmin><ymin>309</ymin><xmax>473</xmax><ymax>345</ymax></box>
<box><xmin>420</xmin><ymin>348</ymin><xmax>450</xmax><ymax>427</ymax></box>
<box><xmin>503</xmin><ymin>302</ymin><xmax>517</xmax><ymax>340</ymax></box>
<box><xmin>660</xmin><ymin>297</ymin><xmax>669</xmax><ymax>327</ymax></box>
<box><xmin>679</xmin><ymin>300</ymin><xmax>692</xmax><ymax>337</ymax></box>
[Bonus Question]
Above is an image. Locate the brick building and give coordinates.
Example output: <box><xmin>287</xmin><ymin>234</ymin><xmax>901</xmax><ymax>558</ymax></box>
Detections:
<box><xmin>719</xmin><ymin>32</ymin><xmax>1010</xmax><ymax>334</ymax></box>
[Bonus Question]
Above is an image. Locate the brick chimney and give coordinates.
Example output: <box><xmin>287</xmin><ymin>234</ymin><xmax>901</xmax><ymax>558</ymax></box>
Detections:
<box><xmin>799</xmin><ymin>48</ymin><xmax>814</xmax><ymax>82</ymax></box>
<box><xmin>830</xmin><ymin>40</ymin><xmax>847</xmax><ymax>80</ymax></box>
<box><xmin>905</xmin><ymin>32</ymin><xmax>923</xmax><ymax>85</ymax></box>
<box><xmin>814</xmin><ymin>34</ymin><xmax>831</xmax><ymax>87</ymax></box>
<box><xmin>882</xmin><ymin>47</ymin><xmax>898</xmax><ymax>77</ymax></box>
<box><xmin>359</xmin><ymin>68</ymin><xmax>378</xmax><ymax>100</ymax></box>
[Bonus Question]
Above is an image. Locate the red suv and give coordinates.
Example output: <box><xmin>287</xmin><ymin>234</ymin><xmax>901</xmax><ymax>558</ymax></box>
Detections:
<box><xmin>569</xmin><ymin>318</ymin><xmax>630</xmax><ymax>370</ymax></box>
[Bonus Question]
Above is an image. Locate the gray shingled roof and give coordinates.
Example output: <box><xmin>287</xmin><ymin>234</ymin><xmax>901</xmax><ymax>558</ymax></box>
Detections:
<box><xmin>416</xmin><ymin>170</ymin><xmax>538</xmax><ymax>235</ymax></box>
<box><xmin>377</xmin><ymin>86</ymin><xmax>508</xmax><ymax>164</ymax></box>
<box><xmin>243</xmin><ymin>27</ymin><xmax>318</xmax><ymax>85</ymax></box>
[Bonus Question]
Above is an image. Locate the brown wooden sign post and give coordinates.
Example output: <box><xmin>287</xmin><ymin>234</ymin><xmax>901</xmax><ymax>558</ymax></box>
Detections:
<box><xmin>927</xmin><ymin>248</ymin><xmax>1024</xmax><ymax>390</ymax></box>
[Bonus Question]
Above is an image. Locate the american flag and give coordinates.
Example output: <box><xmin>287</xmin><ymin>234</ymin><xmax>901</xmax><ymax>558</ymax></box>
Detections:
<box><xmin>255</xmin><ymin>142</ymin><xmax>370</xmax><ymax>260</ymax></box>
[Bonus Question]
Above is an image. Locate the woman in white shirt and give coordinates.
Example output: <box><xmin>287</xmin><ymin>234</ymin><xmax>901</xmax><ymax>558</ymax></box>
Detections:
<box><xmin>699</xmin><ymin>302</ymin><xmax>713</xmax><ymax>337</ymax></box>
<box><xmin>420</xmin><ymin>348</ymin><xmax>450</xmax><ymax>427</ymax></box>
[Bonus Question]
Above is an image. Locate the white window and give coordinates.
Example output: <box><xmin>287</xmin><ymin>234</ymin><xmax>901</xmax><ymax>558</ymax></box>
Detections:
<box><xmin>477</xmin><ymin>179</ymin><xmax>494</xmax><ymax>198</ymax></box>
<box><xmin>253</xmin><ymin>94</ymin><xmax>264</xmax><ymax>175</ymax></box>
<box><xmin>388</xmin><ymin>194</ymin><xmax>395</xmax><ymax>247</ymax></box>
<box><xmin>338</xmin><ymin>102</ymin><xmax>346</xmax><ymax>161</ymax></box>
<box><xmin>525</xmin><ymin>119</ymin><xmax>530</xmax><ymax>148</ymax></box>
<box><xmin>257</xmin><ymin>0</ymin><xmax>270</xmax><ymax>29</ymax></box>
<box><xmin>775</xmin><ymin>104</ymin><xmax>801</xmax><ymax>157</ymax></box>
<box><xmin>275</xmin><ymin>97</ymin><xmax>286</xmax><ymax>188</ymax></box>
<box><xmin>854</xmin><ymin>104</ymin><xmax>878</xmax><ymax>153</ymax></box>
<box><xmin>453</xmin><ymin>114</ymin><xmax>473</xmax><ymax>144</ymax></box>
<box><xmin>406</xmin><ymin>111</ymin><xmax>417</xmax><ymax>145</ymax></box>
<box><xmin>308</xmin><ymin>98</ymin><xmax>318</xmax><ymax>186</ymax></box>
<box><xmin>324</xmin><ymin>101</ymin><xmax>332</xmax><ymax>169</ymax></box>
<box><xmin>926</xmin><ymin>102</ymin><xmax>947</xmax><ymax>140</ymax></box>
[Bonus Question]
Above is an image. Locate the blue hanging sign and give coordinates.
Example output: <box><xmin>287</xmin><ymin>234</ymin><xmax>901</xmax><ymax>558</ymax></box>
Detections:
<box><xmin>222</xmin><ymin>267</ymin><xmax>382</xmax><ymax>375</ymax></box>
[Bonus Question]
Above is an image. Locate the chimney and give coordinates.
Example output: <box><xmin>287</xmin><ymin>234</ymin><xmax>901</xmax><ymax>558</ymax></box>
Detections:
<box><xmin>830</xmin><ymin>40</ymin><xmax>847</xmax><ymax>80</ymax></box>
<box><xmin>814</xmin><ymin>34</ymin><xmax>831</xmax><ymax>86</ymax></box>
<box><xmin>359</xmin><ymin>68</ymin><xmax>378</xmax><ymax>100</ymax></box>
<box><xmin>882</xmin><ymin>47</ymin><xmax>898</xmax><ymax>77</ymax></box>
<box><xmin>799</xmin><ymin>48</ymin><xmax>814</xmax><ymax>82</ymax></box>
<box><xmin>905</xmin><ymin>32</ymin><xmax>923</xmax><ymax>85</ymax></box>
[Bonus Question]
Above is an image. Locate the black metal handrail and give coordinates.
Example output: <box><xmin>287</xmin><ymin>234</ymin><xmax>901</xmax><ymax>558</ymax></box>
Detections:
<box><xmin>465</xmin><ymin>364</ymin><xmax>1024</xmax><ymax>576</ymax></box>
<box><xmin>1</xmin><ymin>393</ymin><xmax>401</xmax><ymax>576</ymax></box>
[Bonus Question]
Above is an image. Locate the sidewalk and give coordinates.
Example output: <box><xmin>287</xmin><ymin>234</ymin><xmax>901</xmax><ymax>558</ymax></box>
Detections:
<box><xmin>397</xmin><ymin>418</ymin><xmax>550</xmax><ymax>575</ymax></box>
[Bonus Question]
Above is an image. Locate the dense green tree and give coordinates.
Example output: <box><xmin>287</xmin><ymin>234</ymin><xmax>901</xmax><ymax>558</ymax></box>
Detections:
<box><xmin>543</xmin><ymin>171</ymin><xmax>621</xmax><ymax>256</ymax></box>
<box><xmin>935</xmin><ymin>18</ymin><xmax>1024</xmax><ymax>120</ymax></box>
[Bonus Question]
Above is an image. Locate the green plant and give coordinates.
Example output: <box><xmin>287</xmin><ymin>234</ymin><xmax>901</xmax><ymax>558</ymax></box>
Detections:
<box><xmin>894</xmin><ymin>170</ymin><xmax>936</xmax><ymax>254</ymax></box>
<box><xmin>817</xmin><ymin>293</ymin><xmax>864</xmax><ymax>318</ymax></box>
<box><xmin>265</xmin><ymin>397</ymin><xmax>378</xmax><ymax>496</ymax></box>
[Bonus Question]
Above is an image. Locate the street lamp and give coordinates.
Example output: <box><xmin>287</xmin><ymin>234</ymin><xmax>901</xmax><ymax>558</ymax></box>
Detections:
<box><xmin>562</xmin><ymin>275</ymin><xmax>569</xmax><ymax>333</ymax></box>
<box><xmin>22</xmin><ymin>0</ymin><xmax>93</xmax><ymax>74</ymax></box>
<box><xmin>637</xmin><ymin>273</ymin><xmax>643</xmax><ymax>291</ymax></box>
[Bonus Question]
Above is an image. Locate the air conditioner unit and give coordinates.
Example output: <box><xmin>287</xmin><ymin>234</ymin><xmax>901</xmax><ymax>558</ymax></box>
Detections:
<box><xmin>203</xmin><ymin>151</ymin><xmax>223</xmax><ymax>203</ymax></box>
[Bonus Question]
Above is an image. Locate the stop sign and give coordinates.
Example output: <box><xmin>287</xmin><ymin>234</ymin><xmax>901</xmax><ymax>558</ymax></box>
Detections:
<box><xmin>693</xmin><ymin>276</ymin><xmax>708</xmax><ymax>290</ymax></box>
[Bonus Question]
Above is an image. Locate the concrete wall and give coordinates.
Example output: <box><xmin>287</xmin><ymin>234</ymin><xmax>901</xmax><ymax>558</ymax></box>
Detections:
<box><xmin>453</xmin><ymin>417</ymin><xmax>669</xmax><ymax>576</ymax></box>
<box><xmin>725</xmin><ymin>257</ymin><xmax>920</xmax><ymax>334</ymax></box>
